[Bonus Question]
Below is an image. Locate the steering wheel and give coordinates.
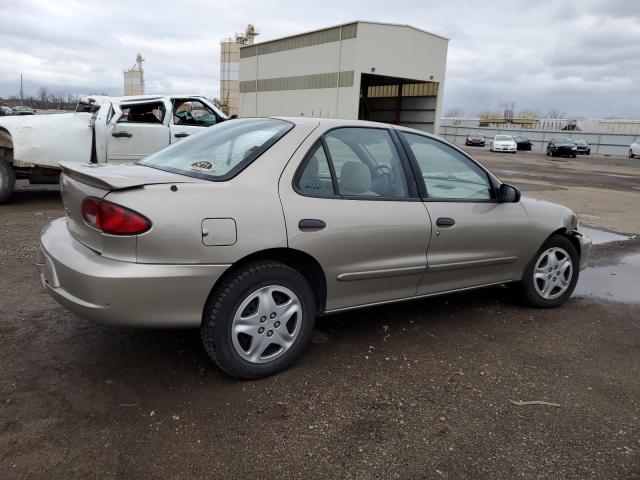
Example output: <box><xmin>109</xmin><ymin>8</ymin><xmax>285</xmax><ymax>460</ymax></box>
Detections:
<box><xmin>371</xmin><ymin>164</ymin><xmax>394</xmax><ymax>195</ymax></box>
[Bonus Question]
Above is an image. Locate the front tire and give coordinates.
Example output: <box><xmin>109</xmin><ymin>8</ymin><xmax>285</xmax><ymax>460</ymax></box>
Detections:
<box><xmin>520</xmin><ymin>234</ymin><xmax>579</xmax><ymax>308</ymax></box>
<box><xmin>630</xmin><ymin>150</ymin><xmax>635</xmax><ymax>159</ymax></box>
<box><xmin>0</xmin><ymin>154</ymin><xmax>16</xmax><ymax>204</ymax></box>
<box><xmin>201</xmin><ymin>262</ymin><xmax>316</xmax><ymax>379</ymax></box>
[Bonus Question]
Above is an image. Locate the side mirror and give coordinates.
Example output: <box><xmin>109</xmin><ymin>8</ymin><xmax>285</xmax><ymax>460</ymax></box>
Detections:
<box><xmin>498</xmin><ymin>183</ymin><xmax>521</xmax><ymax>203</ymax></box>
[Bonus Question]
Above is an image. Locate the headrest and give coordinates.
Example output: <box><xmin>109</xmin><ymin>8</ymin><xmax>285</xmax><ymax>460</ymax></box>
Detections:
<box><xmin>340</xmin><ymin>161</ymin><xmax>371</xmax><ymax>194</ymax></box>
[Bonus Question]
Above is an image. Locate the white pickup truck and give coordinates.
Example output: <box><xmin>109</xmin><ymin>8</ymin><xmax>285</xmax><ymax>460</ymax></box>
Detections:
<box><xmin>0</xmin><ymin>94</ymin><xmax>228</xmax><ymax>202</ymax></box>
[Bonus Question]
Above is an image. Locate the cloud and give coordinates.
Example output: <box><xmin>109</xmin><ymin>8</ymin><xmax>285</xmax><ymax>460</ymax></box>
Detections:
<box><xmin>0</xmin><ymin>0</ymin><xmax>636</xmax><ymax>117</ymax></box>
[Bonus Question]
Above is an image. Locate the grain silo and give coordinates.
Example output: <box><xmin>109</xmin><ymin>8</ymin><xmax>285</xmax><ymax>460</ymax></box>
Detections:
<box><xmin>124</xmin><ymin>53</ymin><xmax>145</xmax><ymax>96</ymax></box>
<box><xmin>220</xmin><ymin>25</ymin><xmax>258</xmax><ymax>116</ymax></box>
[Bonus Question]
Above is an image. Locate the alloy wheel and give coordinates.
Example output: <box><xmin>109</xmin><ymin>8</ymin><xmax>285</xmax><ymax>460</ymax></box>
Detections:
<box><xmin>231</xmin><ymin>285</ymin><xmax>302</xmax><ymax>364</ymax></box>
<box><xmin>533</xmin><ymin>247</ymin><xmax>573</xmax><ymax>300</ymax></box>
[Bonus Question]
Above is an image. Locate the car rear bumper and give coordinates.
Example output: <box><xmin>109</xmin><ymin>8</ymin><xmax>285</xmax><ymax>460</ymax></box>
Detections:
<box><xmin>37</xmin><ymin>218</ymin><xmax>230</xmax><ymax>328</ymax></box>
<box><xmin>552</xmin><ymin>148</ymin><xmax>576</xmax><ymax>156</ymax></box>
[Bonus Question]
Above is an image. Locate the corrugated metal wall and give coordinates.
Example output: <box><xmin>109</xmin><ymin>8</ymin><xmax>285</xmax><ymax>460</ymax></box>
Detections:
<box><xmin>240</xmin><ymin>23</ymin><xmax>357</xmax><ymax>59</ymax></box>
<box><xmin>240</xmin><ymin>71</ymin><xmax>355</xmax><ymax>93</ymax></box>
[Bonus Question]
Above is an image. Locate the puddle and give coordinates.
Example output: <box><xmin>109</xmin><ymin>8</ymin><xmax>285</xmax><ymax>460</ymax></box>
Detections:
<box><xmin>575</xmin><ymin>253</ymin><xmax>640</xmax><ymax>304</ymax></box>
<box><xmin>579</xmin><ymin>227</ymin><xmax>631</xmax><ymax>245</ymax></box>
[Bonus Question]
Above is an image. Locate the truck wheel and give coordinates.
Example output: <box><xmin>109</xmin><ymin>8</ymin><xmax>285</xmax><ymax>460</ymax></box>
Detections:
<box><xmin>201</xmin><ymin>262</ymin><xmax>316</xmax><ymax>379</ymax></box>
<box><xmin>0</xmin><ymin>155</ymin><xmax>16</xmax><ymax>203</ymax></box>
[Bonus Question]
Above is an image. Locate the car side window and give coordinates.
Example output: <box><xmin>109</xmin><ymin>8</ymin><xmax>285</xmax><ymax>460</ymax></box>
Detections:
<box><xmin>118</xmin><ymin>102</ymin><xmax>166</xmax><ymax>124</ymax></box>
<box><xmin>173</xmin><ymin>99</ymin><xmax>219</xmax><ymax>127</ymax></box>
<box><xmin>323</xmin><ymin>128</ymin><xmax>409</xmax><ymax>198</ymax></box>
<box><xmin>402</xmin><ymin>133</ymin><xmax>493</xmax><ymax>200</ymax></box>
<box><xmin>295</xmin><ymin>143</ymin><xmax>336</xmax><ymax>197</ymax></box>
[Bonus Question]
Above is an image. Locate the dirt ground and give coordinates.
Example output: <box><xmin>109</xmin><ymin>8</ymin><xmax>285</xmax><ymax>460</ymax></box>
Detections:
<box><xmin>1</xmin><ymin>151</ymin><xmax>639</xmax><ymax>479</ymax></box>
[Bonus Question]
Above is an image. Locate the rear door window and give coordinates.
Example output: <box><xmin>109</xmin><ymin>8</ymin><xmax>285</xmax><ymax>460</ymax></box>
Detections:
<box><xmin>295</xmin><ymin>143</ymin><xmax>336</xmax><ymax>197</ymax></box>
<box><xmin>323</xmin><ymin>128</ymin><xmax>410</xmax><ymax>198</ymax></box>
<box><xmin>118</xmin><ymin>101</ymin><xmax>166</xmax><ymax>124</ymax></box>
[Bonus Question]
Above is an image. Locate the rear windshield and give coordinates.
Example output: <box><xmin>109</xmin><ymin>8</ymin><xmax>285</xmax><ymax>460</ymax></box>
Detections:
<box><xmin>140</xmin><ymin>118</ymin><xmax>293</xmax><ymax>181</ymax></box>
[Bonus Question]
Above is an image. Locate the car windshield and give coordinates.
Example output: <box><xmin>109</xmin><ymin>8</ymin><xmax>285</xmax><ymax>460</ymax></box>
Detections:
<box><xmin>495</xmin><ymin>135</ymin><xmax>513</xmax><ymax>141</ymax></box>
<box><xmin>554</xmin><ymin>138</ymin><xmax>574</xmax><ymax>145</ymax></box>
<box><xmin>140</xmin><ymin>118</ymin><xmax>293</xmax><ymax>181</ymax></box>
<box><xmin>469</xmin><ymin>132</ymin><xmax>483</xmax><ymax>137</ymax></box>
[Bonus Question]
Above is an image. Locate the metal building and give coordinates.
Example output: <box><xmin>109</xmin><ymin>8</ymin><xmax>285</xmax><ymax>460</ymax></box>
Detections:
<box><xmin>123</xmin><ymin>54</ymin><xmax>145</xmax><ymax>96</ymax></box>
<box><xmin>220</xmin><ymin>25</ymin><xmax>259</xmax><ymax>116</ymax></box>
<box><xmin>238</xmin><ymin>21</ymin><xmax>448</xmax><ymax>133</ymax></box>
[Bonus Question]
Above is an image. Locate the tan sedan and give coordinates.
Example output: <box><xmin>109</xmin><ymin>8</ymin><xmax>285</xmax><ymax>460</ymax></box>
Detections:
<box><xmin>38</xmin><ymin>118</ymin><xmax>592</xmax><ymax>378</ymax></box>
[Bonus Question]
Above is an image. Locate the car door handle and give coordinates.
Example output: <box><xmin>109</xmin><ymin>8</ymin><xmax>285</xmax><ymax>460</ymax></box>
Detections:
<box><xmin>299</xmin><ymin>219</ymin><xmax>326</xmax><ymax>231</ymax></box>
<box><xmin>174</xmin><ymin>132</ymin><xmax>190</xmax><ymax>138</ymax></box>
<box><xmin>112</xmin><ymin>131</ymin><xmax>132</xmax><ymax>138</ymax></box>
<box><xmin>436</xmin><ymin>217</ymin><xmax>455</xmax><ymax>227</ymax></box>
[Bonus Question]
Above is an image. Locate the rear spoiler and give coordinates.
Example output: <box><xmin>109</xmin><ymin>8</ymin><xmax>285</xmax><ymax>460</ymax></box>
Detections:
<box><xmin>59</xmin><ymin>161</ymin><xmax>204</xmax><ymax>191</ymax></box>
<box><xmin>60</xmin><ymin>163</ymin><xmax>116</xmax><ymax>190</ymax></box>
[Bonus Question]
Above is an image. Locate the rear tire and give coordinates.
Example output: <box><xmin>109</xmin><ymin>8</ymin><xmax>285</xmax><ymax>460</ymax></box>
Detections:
<box><xmin>201</xmin><ymin>262</ymin><xmax>316</xmax><ymax>379</ymax></box>
<box><xmin>0</xmin><ymin>154</ymin><xmax>16</xmax><ymax>204</ymax></box>
<box><xmin>520</xmin><ymin>234</ymin><xmax>579</xmax><ymax>308</ymax></box>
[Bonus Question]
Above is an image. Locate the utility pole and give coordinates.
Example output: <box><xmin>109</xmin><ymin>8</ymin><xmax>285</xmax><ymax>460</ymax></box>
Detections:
<box><xmin>20</xmin><ymin>74</ymin><xmax>24</xmax><ymax>102</ymax></box>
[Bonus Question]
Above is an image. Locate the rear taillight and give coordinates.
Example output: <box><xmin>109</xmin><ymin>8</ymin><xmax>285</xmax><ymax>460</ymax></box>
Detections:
<box><xmin>81</xmin><ymin>197</ymin><xmax>151</xmax><ymax>235</ymax></box>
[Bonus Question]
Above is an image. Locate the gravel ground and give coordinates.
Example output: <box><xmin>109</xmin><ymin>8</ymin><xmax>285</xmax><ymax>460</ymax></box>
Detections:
<box><xmin>1</xmin><ymin>151</ymin><xmax>639</xmax><ymax>479</ymax></box>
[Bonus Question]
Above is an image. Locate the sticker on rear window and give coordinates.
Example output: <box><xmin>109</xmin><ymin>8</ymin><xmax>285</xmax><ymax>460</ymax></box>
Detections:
<box><xmin>190</xmin><ymin>161</ymin><xmax>213</xmax><ymax>172</ymax></box>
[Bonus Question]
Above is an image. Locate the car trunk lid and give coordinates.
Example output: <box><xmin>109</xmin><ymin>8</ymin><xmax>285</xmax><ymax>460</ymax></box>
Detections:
<box><xmin>60</xmin><ymin>162</ymin><xmax>205</xmax><ymax>258</ymax></box>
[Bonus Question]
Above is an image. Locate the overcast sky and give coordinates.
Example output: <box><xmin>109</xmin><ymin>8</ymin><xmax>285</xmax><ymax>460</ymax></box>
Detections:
<box><xmin>0</xmin><ymin>0</ymin><xmax>636</xmax><ymax>118</ymax></box>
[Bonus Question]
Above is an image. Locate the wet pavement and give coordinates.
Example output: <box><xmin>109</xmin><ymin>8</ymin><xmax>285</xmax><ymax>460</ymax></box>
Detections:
<box><xmin>1</xmin><ymin>179</ymin><xmax>640</xmax><ymax>479</ymax></box>
<box><xmin>579</xmin><ymin>227</ymin><xmax>632</xmax><ymax>246</ymax></box>
<box><xmin>575</xmin><ymin>253</ymin><xmax>640</xmax><ymax>304</ymax></box>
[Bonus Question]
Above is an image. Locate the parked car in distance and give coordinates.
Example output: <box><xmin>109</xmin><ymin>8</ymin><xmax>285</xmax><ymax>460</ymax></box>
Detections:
<box><xmin>490</xmin><ymin>135</ymin><xmax>517</xmax><ymax>153</ymax></box>
<box><xmin>38</xmin><ymin>118</ymin><xmax>592</xmax><ymax>379</ymax></box>
<box><xmin>13</xmin><ymin>105</ymin><xmax>35</xmax><ymax>115</ymax></box>
<box><xmin>0</xmin><ymin>106</ymin><xmax>14</xmax><ymax>116</ymax></box>
<box><xmin>513</xmin><ymin>135</ymin><xmax>533</xmax><ymax>151</ymax></box>
<box><xmin>572</xmin><ymin>139</ymin><xmax>591</xmax><ymax>155</ymax></box>
<box><xmin>465</xmin><ymin>132</ymin><xmax>486</xmax><ymax>147</ymax></box>
<box><xmin>629</xmin><ymin>138</ymin><xmax>640</xmax><ymax>158</ymax></box>
<box><xmin>547</xmin><ymin>138</ymin><xmax>577</xmax><ymax>158</ymax></box>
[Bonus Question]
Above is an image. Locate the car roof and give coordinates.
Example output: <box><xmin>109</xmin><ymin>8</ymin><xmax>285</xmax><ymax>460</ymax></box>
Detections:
<box><xmin>272</xmin><ymin>117</ymin><xmax>444</xmax><ymax>139</ymax></box>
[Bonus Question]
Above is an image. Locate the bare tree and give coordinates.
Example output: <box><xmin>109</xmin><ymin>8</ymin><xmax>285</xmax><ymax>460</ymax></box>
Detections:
<box><xmin>546</xmin><ymin>109</ymin><xmax>567</xmax><ymax>119</ymax></box>
<box><xmin>444</xmin><ymin>107</ymin><xmax>465</xmax><ymax>118</ymax></box>
<box><xmin>37</xmin><ymin>87</ymin><xmax>49</xmax><ymax>104</ymax></box>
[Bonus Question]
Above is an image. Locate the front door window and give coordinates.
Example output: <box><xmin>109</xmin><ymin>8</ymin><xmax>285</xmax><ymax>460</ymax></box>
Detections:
<box><xmin>402</xmin><ymin>133</ymin><xmax>493</xmax><ymax>200</ymax></box>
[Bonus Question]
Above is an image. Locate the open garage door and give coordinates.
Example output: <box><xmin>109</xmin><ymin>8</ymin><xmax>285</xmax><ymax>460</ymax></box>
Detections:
<box><xmin>359</xmin><ymin>73</ymin><xmax>438</xmax><ymax>133</ymax></box>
